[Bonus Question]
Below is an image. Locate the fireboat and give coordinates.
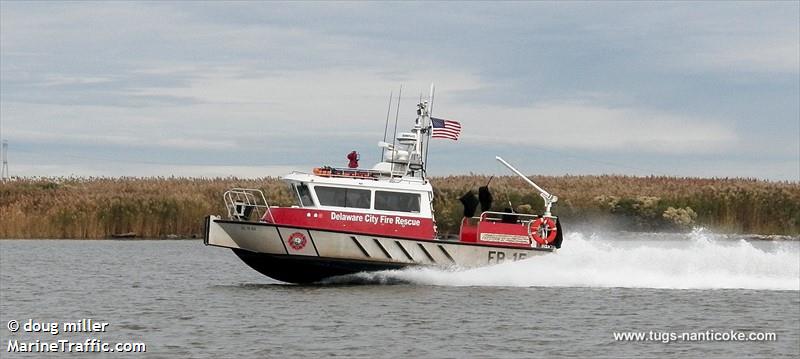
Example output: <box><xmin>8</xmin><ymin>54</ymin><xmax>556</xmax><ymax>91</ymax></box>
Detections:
<box><xmin>204</xmin><ymin>94</ymin><xmax>563</xmax><ymax>284</ymax></box>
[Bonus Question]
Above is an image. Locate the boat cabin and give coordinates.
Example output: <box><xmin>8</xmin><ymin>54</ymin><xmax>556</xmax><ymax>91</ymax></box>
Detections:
<box><xmin>223</xmin><ymin>164</ymin><xmax>556</xmax><ymax>249</ymax></box>
<box><xmin>250</xmin><ymin>170</ymin><xmax>437</xmax><ymax>241</ymax></box>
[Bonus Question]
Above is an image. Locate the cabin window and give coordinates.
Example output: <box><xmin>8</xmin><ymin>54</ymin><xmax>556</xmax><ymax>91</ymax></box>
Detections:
<box><xmin>289</xmin><ymin>184</ymin><xmax>300</xmax><ymax>206</ymax></box>
<box><xmin>314</xmin><ymin>186</ymin><xmax>371</xmax><ymax>209</ymax></box>
<box><xmin>296</xmin><ymin>183</ymin><xmax>314</xmax><ymax>207</ymax></box>
<box><xmin>374</xmin><ymin>191</ymin><xmax>420</xmax><ymax>213</ymax></box>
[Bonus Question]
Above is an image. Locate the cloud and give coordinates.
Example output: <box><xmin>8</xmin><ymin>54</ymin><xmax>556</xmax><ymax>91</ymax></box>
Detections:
<box><xmin>688</xmin><ymin>36</ymin><xmax>799</xmax><ymax>75</ymax></box>
<box><xmin>10</xmin><ymin>129</ymin><xmax>239</xmax><ymax>151</ymax></box>
<box><xmin>39</xmin><ymin>75</ymin><xmax>117</xmax><ymax>87</ymax></box>
<box><xmin>450</xmin><ymin>102</ymin><xmax>739</xmax><ymax>155</ymax></box>
<box><xmin>10</xmin><ymin>163</ymin><xmax>298</xmax><ymax>178</ymax></box>
<box><xmin>0</xmin><ymin>2</ymin><xmax>796</xmax><ymax>180</ymax></box>
<box><xmin>127</xmin><ymin>66</ymin><xmax>484</xmax><ymax>129</ymax></box>
<box><xmin>575</xmin><ymin>3</ymin><xmax>799</xmax><ymax>75</ymax></box>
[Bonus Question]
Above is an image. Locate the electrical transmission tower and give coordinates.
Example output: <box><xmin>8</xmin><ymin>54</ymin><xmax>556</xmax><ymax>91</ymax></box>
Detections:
<box><xmin>1</xmin><ymin>140</ymin><xmax>8</xmax><ymax>180</ymax></box>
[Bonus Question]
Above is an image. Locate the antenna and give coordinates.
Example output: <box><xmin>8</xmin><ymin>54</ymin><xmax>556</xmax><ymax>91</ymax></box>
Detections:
<box><xmin>381</xmin><ymin>90</ymin><xmax>393</xmax><ymax>161</ymax></box>
<box><xmin>1</xmin><ymin>140</ymin><xmax>8</xmax><ymax>180</ymax></box>
<box><xmin>428</xmin><ymin>83</ymin><xmax>435</xmax><ymax>115</ymax></box>
<box><xmin>423</xmin><ymin>84</ymin><xmax>435</xmax><ymax>174</ymax></box>
<box><xmin>390</xmin><ymin>85</ymin><xmax>402</xmax><ymax>176</ymax></box>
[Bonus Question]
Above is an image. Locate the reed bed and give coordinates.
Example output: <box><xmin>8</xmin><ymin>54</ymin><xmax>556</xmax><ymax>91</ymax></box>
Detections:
<box><xmin>0</xmin><ymin>175</ymin><xmax>797</xmax><ymax>238</ymax></box>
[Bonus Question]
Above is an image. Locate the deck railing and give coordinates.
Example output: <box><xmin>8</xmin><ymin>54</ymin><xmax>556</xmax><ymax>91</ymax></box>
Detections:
<box><xmin>223</xmin><ymin>188</ymin><xmax>274</xmax><ymax>222</ymax></box>
<box><xmin>478</xmin><ymin>211</ymin><xmax>539</xmax><ymax>224</ymax></box>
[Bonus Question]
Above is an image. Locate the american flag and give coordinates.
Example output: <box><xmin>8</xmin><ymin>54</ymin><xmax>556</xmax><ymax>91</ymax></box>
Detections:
<box><xmin>430</xmin><ymin>117</ymin><xmax>461</xmax><ymax>141</ymax></box>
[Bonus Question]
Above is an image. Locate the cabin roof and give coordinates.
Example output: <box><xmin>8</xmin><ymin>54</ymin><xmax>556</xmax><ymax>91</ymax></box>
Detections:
<box><xmin>283</xmin><ymin>171</ymin><xmax>432</xmax><ymax>192</ymax></box>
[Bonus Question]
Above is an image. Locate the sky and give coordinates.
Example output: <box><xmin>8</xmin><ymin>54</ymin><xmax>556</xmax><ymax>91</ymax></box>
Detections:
<box><xmin>1</xmin><ymin>1</ymin><xmax>798</xmax><ymax>180</ymax></box>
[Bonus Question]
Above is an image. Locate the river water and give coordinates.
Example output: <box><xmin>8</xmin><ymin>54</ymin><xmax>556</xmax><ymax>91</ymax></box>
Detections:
<box><xmin>1</xmin><ymin>230</ymin><xmax>798</xmax><ymax>358</ymax></box>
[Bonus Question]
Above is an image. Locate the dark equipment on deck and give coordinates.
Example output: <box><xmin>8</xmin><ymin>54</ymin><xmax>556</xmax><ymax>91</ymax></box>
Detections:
<box><xmin>478</xmin><ymin>176</ymin><xmax>494</xmax><ymax>213</ymax></box>
<box><xmin>233</xmin><ymin>202</ymin><xmax>255</xmax><ymax>221</ymax></box>
<box><xmin>501</xmin><ymin>207</ymin><xmax>517</xmax><ymax>223</ymax></box>
<box><xmin>459</xmin><ymin>191</ymin><xmax>479</xmax><ymax>218</ymax></box>
<box><xmin>478</xmin><ymin>186</ymin><xmax>493</xmax><ymax>213</ymax></box>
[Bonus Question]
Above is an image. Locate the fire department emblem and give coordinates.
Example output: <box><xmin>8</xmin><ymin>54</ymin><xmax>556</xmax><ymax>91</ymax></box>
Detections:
<box><xmin>287</xmin><ymin>232</ymin><xmax>307</xmax><ymax>250</ymax></box>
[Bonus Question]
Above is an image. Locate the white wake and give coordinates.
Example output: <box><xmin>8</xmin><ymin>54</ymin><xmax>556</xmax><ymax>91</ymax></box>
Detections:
<box><xmin>350</xmin><ymin>229</ymin><xmax>800</xmax><ymax>290</ymax></box>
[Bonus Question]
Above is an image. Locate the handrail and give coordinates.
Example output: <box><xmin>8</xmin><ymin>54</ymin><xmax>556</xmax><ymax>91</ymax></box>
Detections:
<box><xmin>478</xmin><ymin>211</ymin><xmax>538</xmax><ymax>223</ymax></box>
<box><xmin>223</xmin><ymin>188</ymin><xmax>273</xmax><ymax>222</ymax></box>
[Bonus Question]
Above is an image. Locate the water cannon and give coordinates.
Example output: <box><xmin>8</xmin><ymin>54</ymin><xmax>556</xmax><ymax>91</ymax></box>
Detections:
<box><xmin>495</xmin><ymin>156</ymin><xmax>558</xmax><ymax>217</ymax></box>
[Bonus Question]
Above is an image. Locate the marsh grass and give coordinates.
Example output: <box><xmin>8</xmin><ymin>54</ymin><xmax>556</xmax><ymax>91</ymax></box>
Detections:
<box><xmin>1</xmin><ymin>175</ymin><xmax>797</xmax><ymax>238</ymax></box>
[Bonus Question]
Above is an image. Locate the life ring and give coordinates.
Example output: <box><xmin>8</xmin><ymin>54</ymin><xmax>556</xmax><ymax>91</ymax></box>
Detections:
<box><xmin>530</xmin><ymin>217</ymin><xmax>558</xmax><ymax>245</ymax></box>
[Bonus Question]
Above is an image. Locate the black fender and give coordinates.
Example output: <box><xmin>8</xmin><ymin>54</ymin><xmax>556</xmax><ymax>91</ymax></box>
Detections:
<box><xmin>553</xmin><ymin>218</ymin><xmax>564</xmax><ymax>249</ymax></box>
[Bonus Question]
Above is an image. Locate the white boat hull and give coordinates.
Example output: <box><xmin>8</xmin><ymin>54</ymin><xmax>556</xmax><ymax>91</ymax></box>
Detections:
<box><xmin>204</xmin><ymin>215</ymin><xmax>554</xmax><ymax>283</ymax></box>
